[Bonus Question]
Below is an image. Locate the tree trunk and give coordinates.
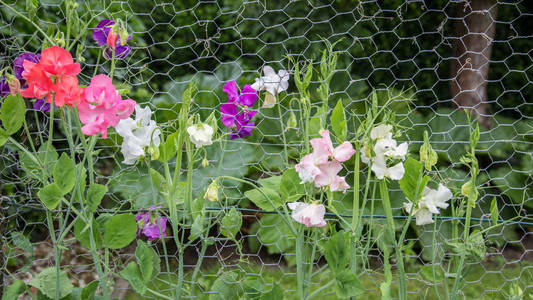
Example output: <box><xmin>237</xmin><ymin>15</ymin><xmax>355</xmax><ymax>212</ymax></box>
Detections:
<box><xmin>450</xmin><ymin>0</ymin><xmax>498</xmax><ymax>128</ymax></box>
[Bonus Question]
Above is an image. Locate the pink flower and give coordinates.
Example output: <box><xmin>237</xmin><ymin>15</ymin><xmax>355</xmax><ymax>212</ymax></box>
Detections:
<box><xmin>295</xmin><ymin>130</ymin><xmax>354</xmax><ymax>192</ymax></box>
<box><xmin>78</xmin><ymin>74</ymin><xmax>136</xmax><ymax>138</ymax></box>
<box><xmin>288</xmin><ymin>202</ymin><xmax>326</xmax><ymax>227</ymax></box>
<box><xmin>310</xmin><ymin>130</ymin><xmax>355</xmax><ymax>163</ymax></box>
<box><xmin>295</xmin><ymin>153</ymin><xmax>322</xmax><ymax>183</ymax></box>
<box><xmin>314</xmin><ymin>161</ymin><xmax>350</xmax><ymax>193</ymax></box>
<box><xmin>136</xmin><ymin>206</ymin><xmax>167</xmax><ymax>241</ymax></box>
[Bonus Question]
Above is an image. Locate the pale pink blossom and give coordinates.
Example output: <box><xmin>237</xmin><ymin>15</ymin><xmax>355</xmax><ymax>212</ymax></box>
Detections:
<box><xmin>310</xmin><ymin>130</ymin><xmax>355</xmax><ymax>163</ymax></box>
<box><xmin>295</xmin><ymin>154</ymin><xmax>322</xmax><ymax>183</ymax></box>
<box><xmin>288</xmin><ymin>202</ymin><xmax>326</xmax><ymax>227</ymax></box>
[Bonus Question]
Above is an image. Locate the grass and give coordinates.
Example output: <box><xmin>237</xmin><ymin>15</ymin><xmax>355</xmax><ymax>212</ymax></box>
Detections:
<box><xmin>123</xmin><ymin>258</ymin><xmax>533</xmax><ymax>299</ymax></box>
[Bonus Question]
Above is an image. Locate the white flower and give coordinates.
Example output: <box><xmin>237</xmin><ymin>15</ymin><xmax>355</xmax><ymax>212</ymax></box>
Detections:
<box><xmin>187</xmin><ymin>124</ymin><xmax>213</xmax><ymax>148</ymax></box>
<box><xmin>371</xmin><ymin>157</ymin><xmax>405</xmax><ymax>180</ymax></box>
<box><xmin>404</xmin><ymin>184</ymin><xmax>452</xmax><ymax>226</ymax></box>
<box><xmin>362</xmin><ymin>124</ymin><xmax>408</xmax><ymax>180</ymax></box>
<box><xmin>251</xmin><ymin>65</ymin><xmax>289</xmax><ymax>108</ymax></box>
<box><xmin>370</xmin><ymin>124</ymin><xmax>393</xmax><ymax>140</ymax></box>
<box><xmin>116</xmin><ymin>105</ymin><xmax>160</xmax><ymax>165</ymax></box>
<box><xmin>288</xmin><ymin>202</ymin><xmax>326</xmax><ymax>227</ymax></box>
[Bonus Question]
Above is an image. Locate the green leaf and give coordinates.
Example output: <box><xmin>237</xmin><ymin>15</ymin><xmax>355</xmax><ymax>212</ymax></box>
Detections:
<box><xmin>468</xmin><ymin>230</ymin><xmax>486</xmax><ymax>261</ymax></box>
<box><xmin>323</xmin><ymin>230</ymin><xmax>350</xmax><ymax>274</ymax></box>
<box><xmin>29</xmin><ymin>267</ymin><xmax>74</xmax><ymax>299</ymax></box>
<box><xmin>420</xmin><ymin>265</ymin><xmax>445</xmax><ymax>283</ymax></box>
<box><xmin>208</xmin><ymin>271</ymin><xmax>242</xmax><ymax>300</ymax></box>
<box><xmin>259</xmin><ymin>283</ymin><xmax>284</xmax><ymax>300</ymax></box>
<box><xmin>38</xmin><ymin>183</ymin><xmax>64</xmax><ymax>210</ymax></box>
<box><xmin>81</xmin><ymin>281</ymin><xmax>98</xmax><ymax>300</ymax></box>
<box><xmin>490</xmin><ymin>197</ymin><xmax>499</xmax><ymax>226</ymax></box>
<box><xmin>257</xmin><ymin>215</ymin><xmax>294</xmax><ymax>254</ymax></box>
<box><xmin>73</xmin><ymin>217</ymin><xmax>103</xmax><ymax>249</ymax></box>
<box><xmin>257</xmin><ymin>175</ymin><xmax>281</xmax><ymax>190</ymax></box>
<box><xmin>335</xmin><ymin>270</ymin><xmax>364</xmax><ymax>298</ymax></box>
<box><xmin>53</xmin><ymin>153</ymin><xmax>76</xmax><ymax>194</ymax></box>
<box><xmin>0</xmin><ymin>94</ymin><xmax>26</xmax><ymax>135</ymax></box>
<box><xmin>220</xmin><ymin>207</ymin><xmax>242</xmax><ymax>239</ymax></box>
<box><xmin>0</xmin><ymin>128</ymin><xmax>7</xmax><ymax>147</ymax></box>
<box><xmin>135</xmin><ymin>240</ymin><xmax>155</xmax><ymax>282</ymax></box>
<box><xmin>103</xmin><ymin>213</ymin><xmax>137</xmax><ymax>249</ymax></box>
<box><xmin>86</xmin><ymin>184</ymin><xmax>107</xmax><ymax>212</ymax></box>
<box><xmin>2</xmin><ymin>280</ymin><xmax>26</xmax><ymax>300</ymax></box>
<box><xmin>149</xmin><ymin>168</ymin><xmax>168</xmax><ymax>193</ymax></box>
<box><xmin>120</xmin><ymin>262</ymin><xmax>147</xmax><ymax>295</ymax></box>
<box><xmin>11</xmin><ymin>232</ymin><xmax>33</xmax><ymax>256</ymax></box>
<box><xmin>243</xmin><ymin>278</ymin><xmax>265</xmax><ymax>300</ymax></box>
<box><xmin>331</xmin><ymin>99</ymin><xmax>347</xmax><ymax>141</ymax></box>
<box><xmin>280</xmin><ymin>169</ymin><xmax>305</xmax><ymax>203</ymax></box>
<box><xmin>189</xmin><ymin>215</ymin><xmax>204</xmax><ymax>241</ymax></box>
<box><xmin>244</xmin><ymin>187</ymin><xmax>282</xmax><ymax>210</ymax></box>
<box><xmin>159</xmin><ymin>131</ymin><xmax>179</xmax><ymax>162</ymax></box>
<box><xmin>72</xmin><ymin>164</ymin><xmax>87</xmax><ymax>203</ymax></box>
<box><xmin>399</xmin><ymin>157</ymin><xmax>424</xmax><ymax>202</ymax></box>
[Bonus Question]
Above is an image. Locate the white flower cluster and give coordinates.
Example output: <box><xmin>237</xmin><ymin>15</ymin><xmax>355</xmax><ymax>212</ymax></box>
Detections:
<box><xmin>404</xmin><ymin>184</ymin><xmax>452</xmax><ymax>225</ymax></box>
<box><xmin>361</xmin><ymin>124</ymin><xmax>408</xmax><ymax>180</ymax></box>
<box><xmin>251</xmin><ymin>65</ymin><xmax>289</xmax><ymax>108</ymax></box>
<box><xmin>116</xmin><ymin>105</ymin><xmax>161</xmax><ymax>165</ymax></box>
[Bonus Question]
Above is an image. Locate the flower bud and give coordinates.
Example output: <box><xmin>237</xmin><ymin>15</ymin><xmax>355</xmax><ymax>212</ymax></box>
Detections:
<box><xmin>204</xmin><ymin>180</ymin><xmax>219</xmax><ymax>202</ymax></box>
<box><xmin>148</xmin><ymin>145</ymin><xmax>159</xmax><ymax>161</ymax></box>
<box><xmin>107</xmin><ymin>27</ymin><xmax>119</xmax><ymax>49</ymax></box>
<box><xmin>287</xmin><ymin>111</ymin><xmax>297</xmax><ymax>129</ymax></box>
<box><xmin>201</xmin><ymin>158</ymin><xmax>209</xmax><ymax>168</ymax></box>
<box><xmin>5</xmin><ymin>74</ymin><xmax>20</xmax><ymax>96</ymax></box>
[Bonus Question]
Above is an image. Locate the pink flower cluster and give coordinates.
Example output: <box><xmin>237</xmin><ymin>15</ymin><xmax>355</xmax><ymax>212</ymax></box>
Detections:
<box><xmin>78</xmin><ymin>74</ymin><xmax>136</xmax><ymax>138</ymax></box>
<box><xmin>295</xmin><ymin>130</ymin><xmax>355</xmax><ymax>193</ymax></box>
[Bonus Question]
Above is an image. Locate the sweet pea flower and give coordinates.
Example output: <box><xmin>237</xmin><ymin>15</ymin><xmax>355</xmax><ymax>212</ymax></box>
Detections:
<box><xmin>92</xmin><ymin>19</ymin><xmax>131</xmax><ymax>60</ymax></box>
<box><xmin>295</xmin><ymin>130</ymin><xmax>354</xmax><ymax>192</ymax></box>
<box><xmin>116</xmin><ymin>105</ymin><xmax>160</xmax><ymax>164</ymax></box>
<box><xmin>361</xmin><ymin>124</ymin><xmax>408</xmax><ymax>180</ymax></box>
<box><xmin>403</xmin><ymin>184</ymin><xmax>452</xmax><ymax>226</ymax></box>
<box><xmin>288</xmin><ymin>202</ymin><xmax>327</xmax><ymax>227</ymax></box>
<box><xmin>223</xmin><ymin>81</ymin><xmax>257</xmax><ymax>107</ymax></box>
<box><xmin>136</xmin><ymin>206</ymin><xmax>167</xmax><ymax>241</ymax></box>
<box><xmin>220</xmin><ymin>80</ymin><xmax>258</xmax><ymax>139</ymax></box>
<box><xmin>78</xmin><ymin>74</ymin><xmax>136</xmax><ymax>138</ymax></box>
<box><xmin>251</xmin><ymin>66</ymin><xmax>289</xmax><ymax>108</ymax></box>
<box><xmin>187</xmin><ymin>123</ymin><xmax>214</xmax><ymax>148</ymax></box>
<box><xmin>33</xmin><ymin>98</ymin><xmax>51</xmax><ymax>113</ymax></box>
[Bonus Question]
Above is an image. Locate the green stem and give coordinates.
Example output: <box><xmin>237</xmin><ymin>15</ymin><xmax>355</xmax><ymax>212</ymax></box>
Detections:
<box><xmin>277</xmin><ymin>102</ymin><xmax>289</xmax><ymax>164</ymax></box>
<box><xmin>379</xmin><ymin>180</ymin><xmax>406</xmax><ymax>300</ymax></box>
<box><xmin>307</xmin><ymin>279</ymin><xmax>335</xmax><ymax>299</ymax></box>
<box><xmin>350</xmin><ymin>141</ymin><xmax>361</xmax><ymax>273</ymax></box>
<box><xmin>190</xmin><ymin>240</ymin><xmax>208</xmax><ymax>297</ymax></box>
<box><xmin>45</xmin><ymin>210</ymin><xmax>61</xmax><ymax>300</ymax></box>
<box><xmin>295</xmin><ymin>226</ymin><xmax>306</xmax><ymax>299</ymax></box>
<box><xmin>109</xmin><ymin>48</ymin><xmax>116</xmax><ymax>78</ymax></box>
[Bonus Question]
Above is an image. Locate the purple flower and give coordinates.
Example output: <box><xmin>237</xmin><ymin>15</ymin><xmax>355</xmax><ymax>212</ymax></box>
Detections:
<box><xmin>135</xmin><ymin>206</ymin><xmax>167</xmax><ymax>241</ymax></box>
<box><xmin>13</xmin><ymin>52</ymin><xmax>41</xmax><ymax>80</ymax></box>
<box><xmin>33</xmin><ymin>98</ymin><xmax>52</xmax><ymax>113</ymax></box>
<box><xmin>223</xmin><ymin>81</ymin><xmax>257</xmax><ymax>107</ymax></box>
<box><xmin>93</xmin><ymin>19</ymin><xmax>131</xmax><ymax>60</ymax></box>
<box><xmin>0</xmin><ymin>76</ymin><xmax>9</xmax><ymax>98</ymax></box>
<box><xmin>220</xmin><ymin>81</ymin><xmax>258</xmax><ymax>139</ymax></box>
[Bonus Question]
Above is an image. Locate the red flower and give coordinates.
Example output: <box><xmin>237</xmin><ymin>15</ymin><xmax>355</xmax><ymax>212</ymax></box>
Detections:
<box><xmin>39</xmin><ymin>46</ymin><xmax>81</xmax><ymax>78</ymax></box>
<box><xmin>53</xmin><ymin>76</ymin><xmax>84</xmax><ymax>107</ymax></box>
<box><xmin>19</xmin><ymin>61</ymin><xmax>53</xmax><ymax>100</ymax></box>
<box><xmin>19</xmin><ymin>46</ymin><xmax>83</xmax><ymax>108</ymax></box>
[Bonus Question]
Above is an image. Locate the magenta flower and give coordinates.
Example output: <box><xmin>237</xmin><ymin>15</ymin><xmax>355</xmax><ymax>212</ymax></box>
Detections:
<box><xmin>220</xmin><ymin>80</ymin><xmax>258</xmax><ymax>139</ymax></box>
<box><xmin>92</xmin><ymin>19</ymin><xmax>131</xmax><ymax>60</ymax></box>
<box><xmin>135</xmin><ymin>206</ymin><xmax>167</xmax><ymax>241</ymax></box>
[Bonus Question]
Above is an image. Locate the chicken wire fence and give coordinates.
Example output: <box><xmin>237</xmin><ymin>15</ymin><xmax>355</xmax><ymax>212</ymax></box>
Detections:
<box><xmin>0</xmin><ymin>0</ymin><xmax>532</xmax><ymax>299</ymax></box>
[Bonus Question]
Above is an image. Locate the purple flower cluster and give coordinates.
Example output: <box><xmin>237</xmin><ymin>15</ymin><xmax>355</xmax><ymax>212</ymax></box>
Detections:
<box><xmin>1</xmin><ymin>52</ymin><xmax>51</xmax><ymax>112</ymax></box>
<box><xmin>135</xmin><ymin>206</ymin><xmax>167</xmax><ymax>241</ymax></box>
<box><xmin>92</xmin><ymin>19</ymin><xmax>131</xmax><ymax>60</ymax></box>
<box><xmin>220</xmin><ymin>81</ymin><xmax>258</xmax><ymax>139</ymax></box>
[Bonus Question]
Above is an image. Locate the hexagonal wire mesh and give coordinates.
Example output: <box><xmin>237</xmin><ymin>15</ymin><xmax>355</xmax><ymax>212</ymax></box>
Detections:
<box><xmin>0</xmin><ymin>0</ymin><xmax>532</xmax><ymax>299</ymax></box>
